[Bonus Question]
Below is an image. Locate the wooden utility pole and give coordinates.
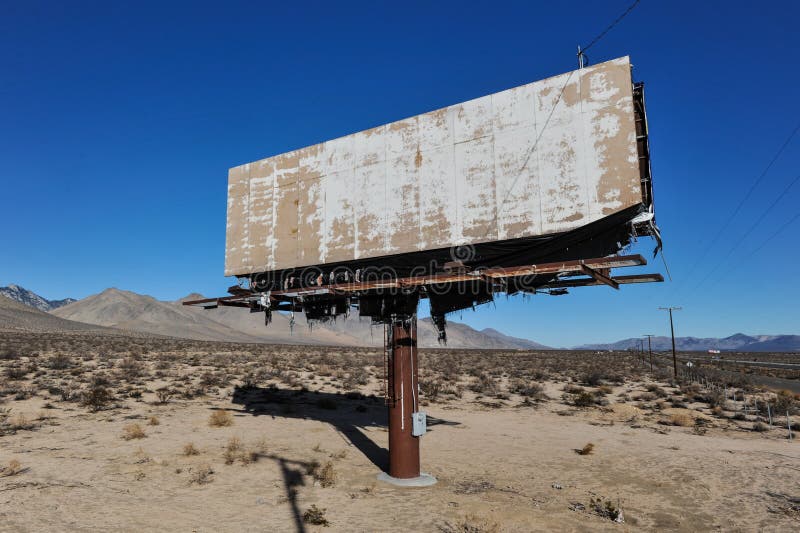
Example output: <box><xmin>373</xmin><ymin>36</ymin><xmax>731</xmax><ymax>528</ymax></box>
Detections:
<box><xmin>658</xmin><ymin>307</ymin><xmax>682</xmax><ymax>379</ymax></box>
<box><xmin>643</xmin><ymin>334</ymin><xmax>654</xmax><ymax>372</ymax></box>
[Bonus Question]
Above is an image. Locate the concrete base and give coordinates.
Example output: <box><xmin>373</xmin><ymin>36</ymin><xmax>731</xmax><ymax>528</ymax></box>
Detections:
<box><xmin>377</xmin><ymin>472</ymin><xmax>437</xmax><ymax>487</ymax></box>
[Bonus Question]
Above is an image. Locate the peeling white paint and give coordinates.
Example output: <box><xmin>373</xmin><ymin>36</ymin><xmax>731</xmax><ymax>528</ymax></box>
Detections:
<box><xmin>225</xmin><ymin>57</ymin><xmax>642</xmax><ymax>276</ymax></box>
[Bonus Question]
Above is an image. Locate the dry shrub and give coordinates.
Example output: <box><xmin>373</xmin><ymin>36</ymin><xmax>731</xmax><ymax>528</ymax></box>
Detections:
<box><xmin>572</xmin><ymin>391</ymin><xmax>597</xmax><ymax>408</ymax></box>
<box><xmin>122</xmin><ymin>423</ymin><xmax>147</xmax><ymax>440</ymax></box>
<box><xmin>223</xmin><ymin>436</ymin><xmax>259</xmax><ymax>465</ymax></box>
<box><xmin>148</xmin><ymin>416</ymin><xmax>160</xmax><ymax>426</ymax></box>
<box><xmin>5</xmin><ymin>366</ymin><xmax>29</xmax><ymax>380</ymax></box>
<box><xmin>343</xmin><ymin>367</ymin><xmax>370</xmax><ymax>389</ymax></box>
<box><xmin>117</xmin><ymin>356</ymin><xmax>144</xmax><ymax>379</ymax></box>
<box><xmin>0</xmin><ymin>459</ymin><xmax>23</xmax><ymax>477</ymax></box>
<box><xmin>705</xmin><ymin>390</ymin><xmax>726</xmax><ymax>409</ymax></box>
<box><xmin>155</xmin><ymin>388</ymin><xmax>173</xmax><ymax>404</ymax></box>
<box><xmin>183</xmin><ymin>443</ymin><xmax>200</xmax><ymax>456</ymax></box>
<box><xmin>303</xmin><ymin>504</ymin><xmax>329</xmax><ymax>526</ymax></box>
<box><xmin>509</xmin><ymin>379</ymin><xmax>546</xmax><ymax>400</ymax></box>
<box><xmin>189</xmin><ymin>464</ymin><xmax>214</xmax><ymax>485</ymax></box>
<box><xmin>317</xmin><ymin>461</ymin><xmax>337</xmax><ymax>487</ymax></box>
<box><xmin>469</xmin><ymin>373</ymin><xmax>499</xmax><ymax>396</ymax></box>
<box><xmin>666</xmin><ymin>413</ymin><xmax>694</xmax><ymax>427</ymax></box>
<box><xmin>81</xmin><ymin>384</ymin><xmax>113</xmax><ymax>411</ymax></box>
<box><xmin>577</xmin><ymin>442</ymin><xmax>595</xmax><ymax>455</ymax></box>
<box><xmin>48</xmin><ymin>353</ymin><xmax>72</xmax><ymax>370</ymax></box>
<box><xmin>420</xmin><ymin>379</ymin><xmax>443</xmax><ymax>401</ymax></box>
<box><xmin>9</xmin><ymin>413</ymin><xmax>33</xmax><ymax>431</ymax></box>
<box><xmin>774</xmin><ymin>390</ymin><xmax>798</xmax><ymax>414</ymax></box>
<box><xmin>645</xmin><ymin>383</ymin><xmax>668</xmax><ymax>398</ymax></box>
<box><xmin>752</xmin><ymin>421</ymin><xmax>768</xmax><ymax>432</ymax></box>
<box><xmin>590</xmin><ymin>497</ymin><xmax>623</xmax><ymax>521</ymax></box>
<box><xmin>440</xmin><ymin>514</ymin><xmax>500</xmax><ymax>533</ymax></box>
<box><xmin>209</xmin><ymin>410</ymin><xmax>233</xmax><ymax>427</ymax></box>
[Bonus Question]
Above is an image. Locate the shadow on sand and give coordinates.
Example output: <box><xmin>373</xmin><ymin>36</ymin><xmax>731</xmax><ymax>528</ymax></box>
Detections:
<box><xmin>214</xmin><ymin>384</ymin><xmax>459</xmax><ymax>533</ymax></box>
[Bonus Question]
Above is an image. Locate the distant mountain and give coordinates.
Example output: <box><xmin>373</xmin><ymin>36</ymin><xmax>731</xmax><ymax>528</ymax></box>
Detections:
<box><xmin>321</xmin><ymin>317</ymin><xmax>552</xmax><ymax>349</ymax></box>
<box><xmin>477</xmin><ymin>327</ymin><xmax>551</xmax><ymax>350</ymax></box>
<box><xmin>0</xmin><ymin>284</ymin><xmax>75</xmax><ymax>311</ymax></box>
<box><xmin>47</xmin><ymin>287</ymin><xmax>550</xmax><ymax>349</ymax></box>
<box><xmin>0</xmin><ymin>294</ymin><xmax>109</xmax><ymax>333</ymax></box>
<box><xmin>52</xmin><ymin>288</ymin><xmax>359</xmax><ymax>346</ymax></box>
<box><xmin>577</xmin><ymin>333</ymin><xmax>800</xmax><ymax>353</ymax></box>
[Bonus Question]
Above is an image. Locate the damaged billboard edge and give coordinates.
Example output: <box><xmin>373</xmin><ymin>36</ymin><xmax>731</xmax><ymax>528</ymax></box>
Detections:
<box><xmin>224</xmin><ymin>56</ymin><xmax>658</xmax><ymax>291</ymax></box>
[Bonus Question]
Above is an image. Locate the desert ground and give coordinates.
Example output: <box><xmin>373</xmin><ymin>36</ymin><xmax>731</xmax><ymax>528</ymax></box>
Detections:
<box><xmin>1</xmin><ymin>330</ymin><xmax>798</xmax><ymax>532</ymax></box>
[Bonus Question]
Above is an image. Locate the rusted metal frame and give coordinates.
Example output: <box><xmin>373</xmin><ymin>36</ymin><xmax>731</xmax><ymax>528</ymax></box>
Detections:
<box><xmin>182</xmin><ymin>254</ymin><xmax>650</xmax><ymax>307</ymax></box>
<box><xmin>218</xmin><ymin>300</ymin><xmax>251</xmax><ymax>308</ymax></box>
<box><xmin>182</xmin><ymin>294</ymin><xmax>248</xmax><ymax>306</ymax></box>
<box><xmin>481</xmin><ymin>254</ymin><xmax>645</xmax><ymax>278</ymax></box>
<box><xmin>579</xmin><ymin>264</ymin><xmax>620</xmax><ymax>290</ymax></box>
<box><xmin>299</xmin><ymin>254</ymin><xmax>646</xmax><ymax>293</ymax></box>
<box><xmin>541</xmin><ymin>273</ymin><xmax>663</xmax><ymax>288</ymax></box>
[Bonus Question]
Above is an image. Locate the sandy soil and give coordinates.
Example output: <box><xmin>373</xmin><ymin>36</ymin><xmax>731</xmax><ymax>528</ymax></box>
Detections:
<box><xmin>2</xmin><ymin>377</ymin><xmax>799</xmax><ymax>532</ymax></box>
<box><xmin>1</xmin><ymin>332</ymin><xmax>799</xmax><ymax>532</ymax></box>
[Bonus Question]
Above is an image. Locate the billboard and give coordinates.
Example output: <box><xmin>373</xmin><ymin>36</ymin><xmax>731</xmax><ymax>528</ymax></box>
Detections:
<box><xmin>225</xmin><ymin>56</ymin><xmax>644</xmax><ymax>277</ymax></box>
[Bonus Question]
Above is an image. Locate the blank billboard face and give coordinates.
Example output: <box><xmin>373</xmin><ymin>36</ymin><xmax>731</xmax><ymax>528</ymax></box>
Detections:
<box><xmin>225</xmin><ymin>56</ymin><xmax>642</xmax><ymax>276</ymax></box>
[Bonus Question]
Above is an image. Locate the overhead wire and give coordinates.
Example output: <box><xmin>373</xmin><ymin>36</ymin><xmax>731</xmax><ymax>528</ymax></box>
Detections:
<box><xmin>692</xmin><ymin>172</ymin><xmax>800</xmax><ymax>290</ymax></box>
<box><xmin>579</xmin><ymin>0</ymin><xmax>642</xmax><ymax>56</ymax></box>
<box><xmin>495</xmin><ymin>69</ymin><xmax>575</xmax><ymax>220</ymax></box>
<box><xmin>708</xmin><ymin>210</ymin><xmax>800</xmax><ymax>283</ymax></box>
<box><xmin>677</xmin><ymin>119</ymin><xmax>800</xmax><ymax>291</ymax></box>
<box><xmin>498</xmin><ymin>0</ymin><xmax>643</xmax><ymax>220</ymax></box>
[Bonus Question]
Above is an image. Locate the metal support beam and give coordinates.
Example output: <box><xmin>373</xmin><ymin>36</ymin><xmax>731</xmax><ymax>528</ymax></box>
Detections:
<box><xmin>180</xmin><ymin>254</ymin><xmax>659</xmax><ymax>308</ymax></box>
<box><xmin>579</xmin><ymin>264</ymin><xmax>620</xmax><ymax>290</ymax></box>
<box><xmin>541</xmin><ymin>273</ymin><xmax>663</xmax><ymax>289</ymax></box>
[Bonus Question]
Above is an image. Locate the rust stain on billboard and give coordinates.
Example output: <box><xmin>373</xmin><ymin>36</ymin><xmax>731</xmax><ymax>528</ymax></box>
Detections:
<box><xmin>225</xmin><ymin>56</ymin><xmax>643</xmax><ymax>276</ymax></box>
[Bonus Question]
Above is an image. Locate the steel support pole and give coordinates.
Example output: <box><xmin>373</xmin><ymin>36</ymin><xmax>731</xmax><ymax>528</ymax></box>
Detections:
<box><xmin>387</xmin><ymin>317</ymin><xmax>420</xmax><ymax>479</ymax></box>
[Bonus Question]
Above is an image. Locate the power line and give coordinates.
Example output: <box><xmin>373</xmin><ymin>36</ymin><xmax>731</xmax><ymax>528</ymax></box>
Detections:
<box><xmin>707</xmin><ymin>210</ymin><xmax>800</xmax><ymax>284</ymax></box>
<box><xmin>678</xmin><ymin>119</ymin><xmax>800</xmax><ymax>290</ymax></box>
<box><xmin>692</xmin><ymin>172</ymin><xmax>800</xmax><ymax>290</ymax></box>
<box><xmin>746</xmin><ymin>211</ymin><xmax>800</xmax><ymax>257</ymax></box>
<box><xmin>503</xmin><ymin>0</ymin><xmax>642</xmax><ymax>218</ymax></box>
<box><xmin>580</xmin><ymin>0</ymin><xmax>642</xmax><ymax>56</ymax></box>
<box><xmin>495</xmin><ymin>70</ymin><xmax>575</xmax><ymax>219</ymax></box>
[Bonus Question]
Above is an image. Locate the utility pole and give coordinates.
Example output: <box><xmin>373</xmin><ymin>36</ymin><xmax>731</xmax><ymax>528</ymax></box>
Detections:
<box><xmin>643</xmin><ymin>334</ymin><xmax>654</xmax><ymax>372</ymax></box>
<box><xmin>658</xmin><ymin>307</ymin><xmax>682</xmax><ymax>380</ymax></box>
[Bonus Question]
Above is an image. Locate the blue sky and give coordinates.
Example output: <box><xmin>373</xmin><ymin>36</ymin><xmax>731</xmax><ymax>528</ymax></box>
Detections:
<box><xmin>2</xmin><ymin>1</ymin><xmax>798</xmax><ymax>346</ymax></box>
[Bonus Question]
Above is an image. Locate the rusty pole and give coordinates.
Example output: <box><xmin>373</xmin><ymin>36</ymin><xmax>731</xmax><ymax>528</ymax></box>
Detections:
<box><xmin>387</xmin><ymin>316</ymin><xmax>420</xmax><ymax>479</ymax></box>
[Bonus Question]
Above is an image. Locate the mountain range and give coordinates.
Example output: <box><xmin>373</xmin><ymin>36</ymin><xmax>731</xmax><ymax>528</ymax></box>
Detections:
<box><xmin>578</xmin><ymin>334</ymin><xmax>800</xmax><ymax>353</ymax></box>
<box><xmin>44</xmin><ymin>287</ymin><xmax>550</xmax><ymax>349</ymax></box>
<box><xmin>0</xmin><ymin>293</ymin><xmax>115</xmax><ymax>333</ymax></box>
<box><xmin>1</xmin><ymin>285</ymin><xmax>797</xmax><ymax>351</ymax></box>
<box><xmin>0</xmin><ymin>285</ymin><xmax>76</xmax><ymax>311</ymax></box>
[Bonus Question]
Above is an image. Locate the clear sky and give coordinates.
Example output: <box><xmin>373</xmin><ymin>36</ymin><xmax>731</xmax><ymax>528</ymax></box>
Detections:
<box><xmin>2</xmin><ymin>1</ymin><xmax>798</xmax><ymax>346</ymax></box>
